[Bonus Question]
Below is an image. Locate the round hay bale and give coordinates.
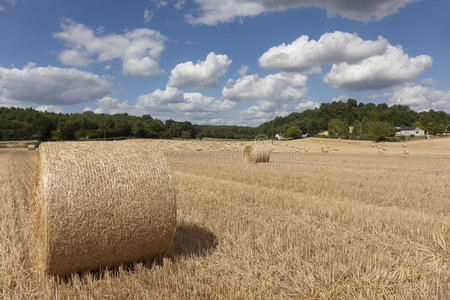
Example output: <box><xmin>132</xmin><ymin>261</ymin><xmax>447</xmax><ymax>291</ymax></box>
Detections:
<box><xmin>243</xmin><ymin>145</ymin><xmax>271</xmax><ymax>163</ymax></box>
<box><xmin>34</xmin><ymin>141</ymin><xmax>176</xmax><ymax>275</ymax></box>
<box><xmin>28</xmin><ymin>144</ymin><xmax>36</xmax><ymax>150</ymax></box>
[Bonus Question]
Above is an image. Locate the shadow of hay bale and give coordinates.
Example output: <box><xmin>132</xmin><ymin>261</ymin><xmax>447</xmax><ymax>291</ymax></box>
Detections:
<box><xmin>166</xmin><ymin>223</ymin><xmax>218</xmax><ymax>259</ymax></box>
<box><xmin>59</xmin><ymin>223</ymin><xmax>217</xmax><ymax>282</ymax></box>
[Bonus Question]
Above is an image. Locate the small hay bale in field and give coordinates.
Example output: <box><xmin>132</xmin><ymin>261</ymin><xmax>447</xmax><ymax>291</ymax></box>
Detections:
<box><xmin>34</xmin><ymin>141</ymin><xmax>176</xmax><ymax>275</ymax></box>
<box><xmin>28</xmin><ymin>144</ymin><xmax>36</xmax><ymax>150</ymax></box>
<box><xmin>403</xmin><ymin>150</ymin><xmax>409</xmax><ymax>155</ymax></box>
<box><xmin>196</xmin><ymin>148</ymin><xmax>202</xmax><ymax>151</ymax></box>
<box><xmin>243</xmin><ymin>145</ymin><xmax>271</xmax><ymax>163</ymax></box>
<box><xmin>402</xmin><ymin>143</ymin><xmax>407</xmax><ymax>148</ymax></box>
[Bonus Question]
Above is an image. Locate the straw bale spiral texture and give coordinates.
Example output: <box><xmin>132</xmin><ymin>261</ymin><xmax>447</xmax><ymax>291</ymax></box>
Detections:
<box><xmin>34</xmin><ymin>141</ymin><xmax>176</xmax><ymax>275</ymax></box>
<box><xmin>243</xmin><ymin>145</ymin><xmax>271</xmax><ymax>163</ymax></box>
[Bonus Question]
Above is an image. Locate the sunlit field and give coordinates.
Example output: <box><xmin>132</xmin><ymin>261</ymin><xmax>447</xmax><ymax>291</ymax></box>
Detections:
<box><xmin>1</xmin><ymin>137</ymin><xmax>449</xmax><ymax>299</ymax></box>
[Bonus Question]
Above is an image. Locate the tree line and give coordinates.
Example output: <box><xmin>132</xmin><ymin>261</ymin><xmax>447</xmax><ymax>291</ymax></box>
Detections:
<box><xmin>1</xmin><ymin>99</ymin><xmax>449</xmax><ymax>141</ymax></box>
<box><xmin>0</xmin><ymin>107</ymin><xmax>256</xmax><ymax>141</ymax></box>
<box><xmin>257</xmin><ymin>99</ymin><xmax>450</xmax><ymax>139</ymax></box>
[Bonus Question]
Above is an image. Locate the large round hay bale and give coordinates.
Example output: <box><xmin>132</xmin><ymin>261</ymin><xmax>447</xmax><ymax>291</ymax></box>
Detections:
<box><xmin>34</xmin><ymin>141</ymin><xmax>176</xmax><ymax>275</ymax></box>
<box><xmin>243</xmin><ymin>145</ymin><xmax>271</xmax><ymax>163</ymax></box>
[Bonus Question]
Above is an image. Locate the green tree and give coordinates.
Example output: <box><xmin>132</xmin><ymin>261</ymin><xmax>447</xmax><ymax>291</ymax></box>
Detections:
<box><xmin>352</xmin><ymin>119</ymin><xmax>363</xmax><ymax>137</ymax></box>
<box><xmin>36</xmin><ymin>115</ymin><xmax>53</xmax><ymax>141</ymax></box>
<box><xmin>367</xmin><ymin>121</ymin><xmax>392</xmax><ymax>139</ymax></box>
<box><xmin>285</xmin><ymin>126</ymin><xmax>302</xmax><ymax>138</ymax></box>
<box><xmin>328</xmin><ymin>119</ymin><xmax>348</xmax><ymax>135</ymax></box>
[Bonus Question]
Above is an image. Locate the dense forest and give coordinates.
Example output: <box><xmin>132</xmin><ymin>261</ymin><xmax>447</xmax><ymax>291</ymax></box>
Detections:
<box><xmin>1</xmin><ymin>99</ymin><xmax>449</xmax><ymax>141</ymax></box>
<box><xmin>0</xmin><ymin>107</ymin><xmax>256</xmax><ymax>141</ymax></box>
<box><xmin>257</xmin><ymin>99</ymin><xmax>450</xmax><ymax>139</ymax></box>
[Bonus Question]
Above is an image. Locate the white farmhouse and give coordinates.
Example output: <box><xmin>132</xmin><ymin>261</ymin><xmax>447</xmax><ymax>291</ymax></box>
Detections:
<box><xmin>395</xmin><ymin>127</ymin><xmax>425</xmax><ymax>137</ymax></box>
<box><xmin>275</xmin><ymin>133</ymin><xmax>287</xmax><ymax>140</ymax></box>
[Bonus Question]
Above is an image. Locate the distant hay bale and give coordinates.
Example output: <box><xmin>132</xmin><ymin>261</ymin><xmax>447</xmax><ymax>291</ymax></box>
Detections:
<box><xmin>196</xmin><ymin>148</ymin><xmax>202</xmax><ymax>151</ymax></box>
<box><xmin>402</xmin><ymin>143</ymin><xmax>407</xmax><ymax>148</ymax></box>
<box><xmin>28</xmin><ymin>144</ymin><xmax>36</xmax><ymax>150</ymax></box>
<box><xmin>34</xmin><ymin>141</ymin><xmax>176</xmax><ymax>275</ymax></box>
<box><xmin>403</xmin><ymin>150</ymin><xmax>409</xmax><ymax>155</ymax></box>
<box><xmin>243</xmin><ymin>145</ymin><xmax>270</xmax><ymax>163</ymax></box>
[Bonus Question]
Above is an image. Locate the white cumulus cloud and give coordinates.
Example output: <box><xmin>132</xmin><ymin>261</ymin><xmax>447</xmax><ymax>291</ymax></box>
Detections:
<box><xmin>186</xmin><ymin>0</ymin><xmax>417</xmax><ymax>25</ymax></box>
<box><xmin>35</xmin><ymin>105</ymin><xmax>64</xmax><ymax>114</ymax></box>
<box><xmin>168</xmin><ymin>52</ymin><xmax>232</xmax><ymax>89</ymax></box>
<box><xmin>0</xmin><ymin>64</ymin><xmax>111</xmax><ymax>105</ymax></box>
<box><xmin>144</xmin><ymin>9</ymin><xmax>153</xmax><ymax>23</ymax></box>
<box><xmin>296</xmin><ymin>100</ymin><xmax>320</xmax><ymax>111</ymax></box>
<box><xmin>324</xmin><ymin>45</ymin><xmax>432</xmax><ymax>91</ymax></box>
<box><xmin>389</xmin><ymin>85</ymin><xmax>450</xmax><ymax>112</ymax></box>
<box><xmin>137</xmin><ymin>86</ymin><xmax>236</xmax><ymax>113</ymax></box>
<box><xmin>259</xmin><ymin>31</ymin><xmax>388</xmax><ymax>72</ymax></box>
<box><xmin>87</xmin><ymin>86</ymin><xmax>236</xmax><ymax>119</ymax></box>
<box><xmin>54</xmin><ymin>19</ymin><xmax>166</xmax><ymax>76</ymax></box>
<box><xmin>222</xmin><ymin>72</ymin><xmax>308</xmax><ymax>103</ymax></box>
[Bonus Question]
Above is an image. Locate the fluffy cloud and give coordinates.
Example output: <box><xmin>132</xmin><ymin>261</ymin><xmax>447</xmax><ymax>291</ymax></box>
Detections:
<box><xmin>222</xmin><ymin>72</ymin><xmax>312</xmax><ymax>124</ymax></box>
<box><xmin>222</xmin><ymin>72</ymin><xmax>308</xmax><ymax>103</ymax></box>
<box><xmin>389</xmin><ymin>85</ymin><xmax>450</xmax><ymax>112</ymax></box>
<box><xmin>87</xmin><ymin>87</ymin><xmax>236</xmax><ymax>119</ymax></box>
<box><xmin>240</xmin><ymin>99</ymin><xmax>318</xmax><ymax>125</ymax></box>
<box><xmin>331</xmin><ymin>94</ymin><xmax>349</xmax><ymax>102</ymax></box>
<box><xmin>35</xmin><ymin>105</ymin><xmax>64</xmax><ymax>114</ymax></box>
<box><xmin>324</xmin><ymin>45</ymin><xmax>432</xmax><ymax>91</ymax></box>
<box><xmin>0</xmin><ymin>64</ymin><xmax>111</xmax><ymax>105</ymax></box>
<box><xmin>0</xmin><ymin>97</ymin><xmax>26</xmax><ymax>108</ymax></box>
<box><xmin>137</xmin><ymin>86</ymin><xmax>236</xmax><ymax>113</ymax></box>
<box><xmin>296</xmin><ymin>100</ymin><xmax>320</xmax><ymax>111</ymax></box>
<box><xmin>259</xmin><ymin>32</ymin><xmax>388</xmax><ymax>72</ymax></box>
<box><xmin>238</xmin><ymin>65</ymin><xmax>249</xmax><ymax>77</ymax></box>
<box><xmin>186</xmin><ymin>0</ymin><xmax>416</xmax><ymax>25</ymax></box>
<box><xmin>168</xmin><ymin>52</ymin><xmax>232</xmax><ymax>89</ymax></box>
<box><xmin>144</xmin><ymin>9</ymin><xmax>153</xmax><ymax>24</ymax></box>
<box><xmin>54</xmin><ymin>20</ymin><xmax>166</xmax><ymax>76</ymax></box>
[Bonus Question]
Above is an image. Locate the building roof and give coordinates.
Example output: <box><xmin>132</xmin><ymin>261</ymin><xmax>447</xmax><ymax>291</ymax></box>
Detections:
<box><xmin>399</xmin><ymin>127</ymin><xmax>422</xmax><ymax>131</ymax></box>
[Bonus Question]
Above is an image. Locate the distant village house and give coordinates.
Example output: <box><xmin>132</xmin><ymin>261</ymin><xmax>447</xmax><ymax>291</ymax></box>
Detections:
<box><xmin>395</xmin><ymin>127</ymin><xmax>425</xmax><ymax>137</ymax></box>
<box><xmin>275</xmin><ymin>133</ymin><xmax>287</xmax><ymax>140</ymax></box>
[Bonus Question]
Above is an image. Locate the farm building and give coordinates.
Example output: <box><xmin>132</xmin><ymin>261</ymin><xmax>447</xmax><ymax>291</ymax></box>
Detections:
<box><xmin>275</xmin><ymin>134</ymin><xmax>287</xmax><ymax>140</ymax></box>
<box><xmin>395</xmin><ymin>127</ymin><xmax>425</xmax><ymax>137</ymax></box>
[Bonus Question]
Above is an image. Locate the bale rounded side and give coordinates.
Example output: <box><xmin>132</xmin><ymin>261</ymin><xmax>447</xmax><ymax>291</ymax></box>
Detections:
<box><xmin>243</xmin><ymin>145</ymin><xmax>271</xmax><ymax>163</ymax></box>
<box><xmin>35</xmin><ymin>141</ymin><xmax>176</xmax><ymax>275</ymax></box>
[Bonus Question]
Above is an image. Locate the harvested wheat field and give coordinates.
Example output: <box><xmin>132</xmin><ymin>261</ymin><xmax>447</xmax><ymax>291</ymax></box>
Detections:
<box><xmin>1</xmin><ymin>138</ymin><xmax>449</xmax><ymax>299</ymax></box>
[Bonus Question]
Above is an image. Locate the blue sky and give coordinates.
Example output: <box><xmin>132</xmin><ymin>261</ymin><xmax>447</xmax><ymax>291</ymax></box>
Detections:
<box><xmin>0</xmin><ymin>0</ymin><xmax>449</xmax><ymax>125</ymax></box>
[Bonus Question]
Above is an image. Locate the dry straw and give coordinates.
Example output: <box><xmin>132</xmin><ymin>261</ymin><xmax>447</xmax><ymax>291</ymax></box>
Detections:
<box><xmin>28</xmin><ymin>144</ymin><xmax>36</xmax><ymax>150</ymax></box>
<box><xmin>243</xmin><ymin>145</ymin><xmax>271</xmax><ymax>163</ymax></box>
<box><xmin>34</xmin><ymin>141</ymin><xmax>176</xmax><ymax>275</ymax></box>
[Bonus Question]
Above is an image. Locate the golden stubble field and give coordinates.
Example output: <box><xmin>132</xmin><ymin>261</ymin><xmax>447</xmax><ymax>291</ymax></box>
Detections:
<box><xmin>0</xmin><ymin>137</ymin><xmax>449</xmax><ymax>299</ymax></box>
